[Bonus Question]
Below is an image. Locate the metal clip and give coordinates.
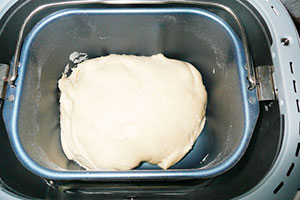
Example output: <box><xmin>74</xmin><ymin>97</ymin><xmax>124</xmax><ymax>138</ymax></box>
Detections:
<box><xmin>256</xmin><ymin>65</ymin><xmax>276</xmax><ymax>101</ymax></box>
<box><xmin>0</xmin><ymin>64</ymin><xmax>9</xmax><ymax>100</ymax></box>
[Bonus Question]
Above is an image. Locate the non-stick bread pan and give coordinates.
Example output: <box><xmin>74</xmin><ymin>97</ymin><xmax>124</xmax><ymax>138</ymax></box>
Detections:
<box><xmin>3</xmin><ymin>7</ymin><xmax>259</xmax><ymax>180</ymax></box>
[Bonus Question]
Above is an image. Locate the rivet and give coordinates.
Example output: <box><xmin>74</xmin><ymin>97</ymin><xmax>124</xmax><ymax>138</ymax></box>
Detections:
<box><xmin>249</xmin><ymin>97</ymin><xmax>256</xmax><ymax>104</ymax></box>
<box><xmin>8</xmin><ymin>95</ymin><xmax>14</xmax><ymax>102</ymax></box>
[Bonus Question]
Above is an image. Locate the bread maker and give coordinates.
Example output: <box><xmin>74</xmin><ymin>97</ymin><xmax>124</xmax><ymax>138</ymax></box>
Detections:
<box><xmin>0</xmin><ymin>0</ymin><xmax>299</xmax><ymax>199</ymax></box>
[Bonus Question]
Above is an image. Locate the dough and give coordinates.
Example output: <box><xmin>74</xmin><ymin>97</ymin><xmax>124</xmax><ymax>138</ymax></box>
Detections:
<box><xmin>58</xmin><ymin>54</ymin><xmax>207</xmax><ymax>170</ymax></box>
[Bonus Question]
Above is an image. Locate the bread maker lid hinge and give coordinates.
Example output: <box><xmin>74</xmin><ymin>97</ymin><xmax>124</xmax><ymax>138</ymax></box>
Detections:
<box><xmin>255</xmin><ymin>65</ymin><xmax>276</xmax><ymax>101</ymax></box>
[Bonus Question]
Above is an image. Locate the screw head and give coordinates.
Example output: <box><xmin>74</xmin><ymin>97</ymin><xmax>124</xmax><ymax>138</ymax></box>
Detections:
<box><xmin>281</xmin><ymin>38</ymin><xmax>290</xmax><ymax>46</ymax></box>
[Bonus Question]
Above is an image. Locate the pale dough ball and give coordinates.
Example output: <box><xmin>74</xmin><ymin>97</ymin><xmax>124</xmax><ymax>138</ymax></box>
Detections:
<box><xmin>58</xmin><ymin>54</ymin><xmax>207</xmax><ymax>170</ymax></box>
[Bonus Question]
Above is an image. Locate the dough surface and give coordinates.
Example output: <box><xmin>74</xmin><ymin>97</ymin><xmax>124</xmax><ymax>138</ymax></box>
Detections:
<box><xmin>58</xmin><ymin>54</ymin><xmax>207</xmax><ymax>170</ymax></box>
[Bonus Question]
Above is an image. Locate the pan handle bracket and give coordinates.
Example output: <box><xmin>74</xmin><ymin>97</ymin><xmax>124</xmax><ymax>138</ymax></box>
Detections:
<box><xmin>255</xmin><ymin>65</ymin><xmax>276</xmax><ymax>101</ymax></box>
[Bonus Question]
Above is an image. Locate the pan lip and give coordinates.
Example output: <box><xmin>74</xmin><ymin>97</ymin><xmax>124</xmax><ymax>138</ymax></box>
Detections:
<box><xmin>2</xmin><ymin>7</ymin><xmax>259</xmax><ymax>180</ymax></box>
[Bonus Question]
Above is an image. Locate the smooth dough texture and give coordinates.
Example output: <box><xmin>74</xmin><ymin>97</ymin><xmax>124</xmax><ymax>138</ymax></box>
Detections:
<box><xmin>58</xmin><ymin>54</ymin><xmax>207</xmax><ymax>170</ymax></box>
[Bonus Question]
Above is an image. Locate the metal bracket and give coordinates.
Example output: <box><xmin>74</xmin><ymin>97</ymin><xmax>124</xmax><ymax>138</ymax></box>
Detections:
<box><xmin>0</xmin><ymin>64</ymin><xmax>9</xmax><ymax>100</ymax></box>
<box><xmin>255</xmin><ymin>65</ymin><xmax>276</xmax><ymax>101</ymax></box>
